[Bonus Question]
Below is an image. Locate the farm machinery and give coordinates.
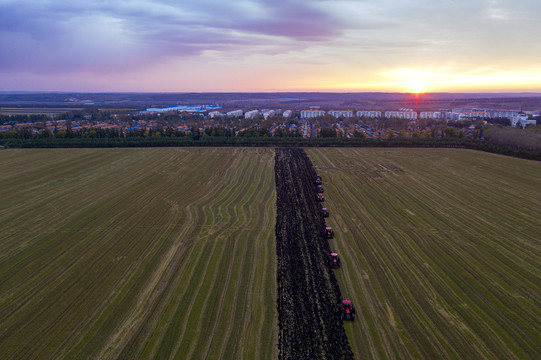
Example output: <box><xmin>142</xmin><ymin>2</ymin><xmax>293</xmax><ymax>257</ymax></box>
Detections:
<box><xmin>320</xmin><ymin>207</ymin><xmax>329</xmax><ymax>217</ymax></box>
<box><xmin>323</xmin><ymin>226</ymin><xmax>334</xmax><ymax>239</ymax></box>
<box><xmin>336</xmin><ymin>299</ymin><xmax>356</xmax><ymax>320</ymax></box>
<box><xmin>326</xmin><ymin>253</ymin><xmax>341</xmax><ymax>268</ymax></box>
<box><xmin>316</xmin><ymin>185</ymin><xmax>324</xmax><ymax>193</ymax></box>
<box><xmin>317</xmin><ymin>193</ymin><xmax>324</xmax><ymax>202</ymax></box>
<box><xmin>315</xmin><ymin>175</ymin><xmax>322</xmax><ymax>185</ymax></box>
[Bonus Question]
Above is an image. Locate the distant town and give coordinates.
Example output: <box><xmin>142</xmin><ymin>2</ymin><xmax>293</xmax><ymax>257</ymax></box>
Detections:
<box><xmin>1</xmin><ymin>102</ymin><xmax>538</xmax><ymax>140</ymax></box>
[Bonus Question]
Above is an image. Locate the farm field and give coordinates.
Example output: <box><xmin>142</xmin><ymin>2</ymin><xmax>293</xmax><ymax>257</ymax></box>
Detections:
<box><xmin>0</xmin><ymin>148</ymin><xmax>276</xmax><ymax>360</ymax></box>
<box><xmin>307</xmin><ymin>148</ymin><xmax>541</xmax><ymax>360</ymax></box>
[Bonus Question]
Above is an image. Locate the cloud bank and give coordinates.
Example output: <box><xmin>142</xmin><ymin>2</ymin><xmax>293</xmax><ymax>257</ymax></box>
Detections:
<box><xmin>0</xmin><ymin>0</ymin><xmax>342</xmax><ymax>72</ymax></box>
<box><xmin>1</xmin><ymin>0</ymin><xmax>540</xmax><ymax>91</ymax></box>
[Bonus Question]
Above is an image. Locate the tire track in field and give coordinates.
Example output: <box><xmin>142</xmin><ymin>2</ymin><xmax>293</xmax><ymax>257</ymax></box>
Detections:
<box><xmin>184</xmin><ymin>154</ymin><xmax>263</xmax><ymax>359</ymax></box>
<box><xmin>0</xmin><ymin>152</ymin><xmax>190</xmax><ymax>359</ymax></box>
<box><xmin>275</xmin><ymin>148</ymin><xmax>353</xmax><ymax>360</ymax></box>
<box><xmin>75</xmin><ymin>150</ymin><xmax>240</xmax><ymax>359</ymax></box>
<box><xmin>215</xmin><ymin>154</ymin><xmax>275</xmax><ymax>360</ymax></box>
<box><xmin>138</xmin><ymin>149</ymin><xmax>274</xmax><ymax>360</ymax></box>
<box><xmin>111</xmin><ymin>150</ymin><xmax>245</xmax><ymax>359</ymax></box>
<box><xmin>0</xmin><ymin>148</ymin><xmax>278</xmax><ymax>360</ymax></box>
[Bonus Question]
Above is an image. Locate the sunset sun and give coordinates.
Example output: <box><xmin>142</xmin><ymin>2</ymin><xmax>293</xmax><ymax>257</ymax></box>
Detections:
<box><xmin>409</xmin><ymin>80</ymin><xmax>426</xmax><ymax>93</ymax></box>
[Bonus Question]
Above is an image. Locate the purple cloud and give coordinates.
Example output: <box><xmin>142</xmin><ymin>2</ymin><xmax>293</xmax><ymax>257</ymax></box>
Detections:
<box><xmin>0</xmin><ymin>0</ymin><xmax>343</xmax><ymax>74</ymax></box>
<box><xmin>2</xmin><ymin>0</ymin><xmax>540</xmax><ymax>92</ymax></box>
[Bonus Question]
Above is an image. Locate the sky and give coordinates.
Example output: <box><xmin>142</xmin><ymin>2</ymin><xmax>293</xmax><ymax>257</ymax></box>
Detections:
<box><xmin>1</xmin><ymin>0</ymin><xmax>541</xmax><ymax>93</ymax></box>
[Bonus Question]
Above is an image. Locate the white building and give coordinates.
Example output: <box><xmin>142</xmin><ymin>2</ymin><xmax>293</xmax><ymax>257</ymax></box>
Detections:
<box><xmin>226</xmin><ymin>110</ymin><xmax>243</xmax><ymax>117</ymax></box>
<box><xmin>282</xmin><ymin>110</ymin><xmax>292</xmax><ymax>118</ymax></box>
<box><xmin>300</xmin><ymin>109</ymin><xmax>326</xmax><ymax>119</ymax></box>
<box><xmin>452</xmin><ymin>111</ymin><xmax>490</xmax><ymax>120</ymax></box>
<box><xmin>244</xmin><ymin>110</ymin><xmax>260</xmax><ymax>119</ymax></box>
<box><xmin>488</xmin><ymin>110</ymin><xmax>518</xmax><ymax>118</ymax></box>
<box><xmin>356</xmin><ymin>111</ymin><xmax>381</xmax><ymax>118</ymax></box>
<box><xmin>385</xmin><ymin>111</ymin><xmax>417</xmax><ymax>120</ymax></box>
<box><xmin>510</xmin><ymin>113</ymin><xmax>536</xmax><ymax>127</ymax></box>
<box><xmin>328</xmin><ymin>110</ymin><xmax>354</xmax><ymax>118</ymax></box>
<box><xmin>448</xmin><ymin>109</ymin><xmax>490</xmax><ymax>121</ymax></box>
<box><xmin>208</xmin><ymin>111</ymin><xmax>223</xmax><ymax>118</ymax></box>
<box><xmin>420</xmin><ymin>111</ymin><xmax>442</xmax><ymax>119</ymax></box>
<box><xmin>263</xmin><ymin>110</ymin><xmax>276</xmax><ymax>119</ymax></box>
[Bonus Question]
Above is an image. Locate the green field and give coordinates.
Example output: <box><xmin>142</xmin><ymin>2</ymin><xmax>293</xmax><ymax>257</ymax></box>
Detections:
<box><xmin>0</xmin><ymin>148</ymin><xmax>277</xmax><ymax>359</ymax></box>
<box><xmin>1</xmin><ymin>147</ymin><xmax>540</xmax><ymax>360</ymax></box>
<box><xmin>307</xmin><ymin>148</ymin><xmax>541</xmax><ymax>359</ymax></box>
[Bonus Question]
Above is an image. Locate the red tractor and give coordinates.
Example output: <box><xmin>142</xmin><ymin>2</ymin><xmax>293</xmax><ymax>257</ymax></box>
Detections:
<box><xmin>316</xmin><ymin>185</ymin><xmax>324</xmax><ymax>193</ymax></box>
<box><xmin>326</xmin><ymin>252</ymin><xmax>341</xmax><ymax>268</ymax></box>
<box><xmin>317</xmin><ymin>193</ymin><xmax>324</xmax><ymax>202</ymax></box>
<box><xmin>336</xmin><ymin>299</ymin><xmax>356</xmax><ymax>320</ymax></box>
<box><xmin>323</xmin><ymin>226</ymin><xmax>334</xmax><ymax>239</ymax></box>
<box><xmin>315</xmin><ymin>175</ymin><xmax>322</xmax><ymax>185</ymax></box>
<box><xmin>320</xmin><ymin>208</ymin><xmax>329</xmax><ymax>217</ymax></box>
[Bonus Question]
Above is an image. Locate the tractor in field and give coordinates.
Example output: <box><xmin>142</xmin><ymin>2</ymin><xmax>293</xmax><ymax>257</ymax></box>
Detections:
<box><xmin>316</xmin><ymin>185</ymin><xmax>324</xmax><ymax>193</ymax></box>
<box><xmin>315</xmin><ymin>175</ymin><xmax>322</xmax><ymax>185</ymax></box>
<box><xmin>326</xmin><ymin>252</ymin><xmax>341</xmax><ymax>268</ymax></box>
<box><xmin>317</xmin><ymin>193</ymin><xmax>324</xmax><ymax>202</ymax></box>
<box><xmin>336</xmin><ymin>299</ymin><xmax>355</xmax><ymax>320</ymax></box>
<box><xmin>320</xmin><ymin>208</ymin><xmax>329</xmax><ymax>217</ymax></box>
<box><xmin>323</xmin><ymin>226</ymin><xmax>334</xmax><ymax>239</ymax></box>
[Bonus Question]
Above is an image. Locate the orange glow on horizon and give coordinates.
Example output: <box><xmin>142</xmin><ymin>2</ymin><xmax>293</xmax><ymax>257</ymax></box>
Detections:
<box><xmin>409</xmin><ymin>79</ymin><xmax>426</xmax><ymax>94</ymax></box>
<box><xmin>375</xmin><ymin>67</ymin><xmax>541</xmax><ymax>94</ymax></box>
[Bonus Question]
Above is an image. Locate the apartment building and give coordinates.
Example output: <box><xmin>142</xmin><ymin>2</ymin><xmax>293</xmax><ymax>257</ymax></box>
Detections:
<box><xmin>300</xmin><ymin>109</ymin><xmax>326</xmax><ymax>119</ymax></box>
<box><xmin>226</xmin><ymin>110</ymin><xmax>243</xmax><ymax>117</ymax></box>
<box><xmin>328</xmin><ymin>110</ymin><xmax>354</xmax><ymax>118</ymax></box>
<box><xmin>244</xmin><ymin>110</ymin><xmax>260</xmax><ymax>119</ymax></box>
<box><xmin>356</xmin><ymin>111</ymin><xmax>382</xmax><ymax>118</ymax></box>
<box><xmin>420</xmin><ymin>111</ymin><xmax>442</xmax><ymax>119</ymax></box>
<box><xmin>263</xmin><ymin>109</ymin><xmax>276</xmax><ymax>119</ymax></box>
<box><xmin>385</xmin><ymin>111</ymin><xmax>418</xmax><ymax>119</ymax></box>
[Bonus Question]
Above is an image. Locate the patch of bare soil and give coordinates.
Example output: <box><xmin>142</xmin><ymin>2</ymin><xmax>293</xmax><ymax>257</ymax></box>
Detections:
<box><xmin>275</xmin><ymin>148</ymin><xmax>353</xmax><ymax>360</ymax></box>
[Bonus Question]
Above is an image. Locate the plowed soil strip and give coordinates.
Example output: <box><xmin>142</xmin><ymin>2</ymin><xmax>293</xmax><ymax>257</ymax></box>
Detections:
<box><xmin>275</xmin><ymin>148</ymin><xmax>353</xmax><ymax>360</ymax></box>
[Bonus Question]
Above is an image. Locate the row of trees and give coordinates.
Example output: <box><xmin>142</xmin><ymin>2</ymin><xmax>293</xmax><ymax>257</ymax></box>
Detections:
<box><xmin>0</xmin><ymin>114</ymin><xmax>50</xmax><ymax>124</ymax></box>
<box><xmin>2</xmin><ymin>137</ymin><xmax>539</xmax><ymax>161</ymax></box>
<box><xmin>382</xmin><ymin>128</ymin><xmax>482</xmax><ymax>139</ymax></box>
<box><xmin>0</xmin><ymin>125</ymin><xmax>305</xmax><ymax>141</ymax></box>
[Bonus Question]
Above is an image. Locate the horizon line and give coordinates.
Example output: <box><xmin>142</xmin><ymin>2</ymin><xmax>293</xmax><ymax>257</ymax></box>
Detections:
<box><xmin>2</xmin><ymin>90</ymin><xmax>541</xmax><ymax>95</ymax></box>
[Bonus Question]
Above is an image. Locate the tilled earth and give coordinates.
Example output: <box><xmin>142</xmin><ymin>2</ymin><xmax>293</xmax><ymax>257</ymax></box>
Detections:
<box><xmin>275</xmin><ymin>148</ymin><xmax>354</xmax><ymax>360</ymax></box>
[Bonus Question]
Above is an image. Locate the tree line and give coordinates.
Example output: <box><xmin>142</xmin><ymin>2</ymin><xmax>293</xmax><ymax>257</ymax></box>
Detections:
<box><xmin>2</xmin><ymin>136</ymin><xmax>539</xmax><ymax>161</ymax></box>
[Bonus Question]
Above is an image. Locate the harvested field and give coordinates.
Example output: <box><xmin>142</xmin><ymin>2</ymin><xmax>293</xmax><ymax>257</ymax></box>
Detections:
<box><xmin>275</xmin><ymin>148</ymin><xmax>353</xmax><ymax>359</ymax></box>
<box><xmin>0</xmin><ymin>148</ymin><xmax>276</xmax><ymax>360</ymax></box>
<box><xmin>307</xmin><ymin>148</ymin><xmax>541</xmax><ymax>360</ymax></box>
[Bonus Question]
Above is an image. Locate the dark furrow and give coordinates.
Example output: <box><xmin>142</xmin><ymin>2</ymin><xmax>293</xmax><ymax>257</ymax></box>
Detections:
<box><xmin>275</xmin><ymin>148</ymin><xmax>354</xmax><ymax>360</ymax></box>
